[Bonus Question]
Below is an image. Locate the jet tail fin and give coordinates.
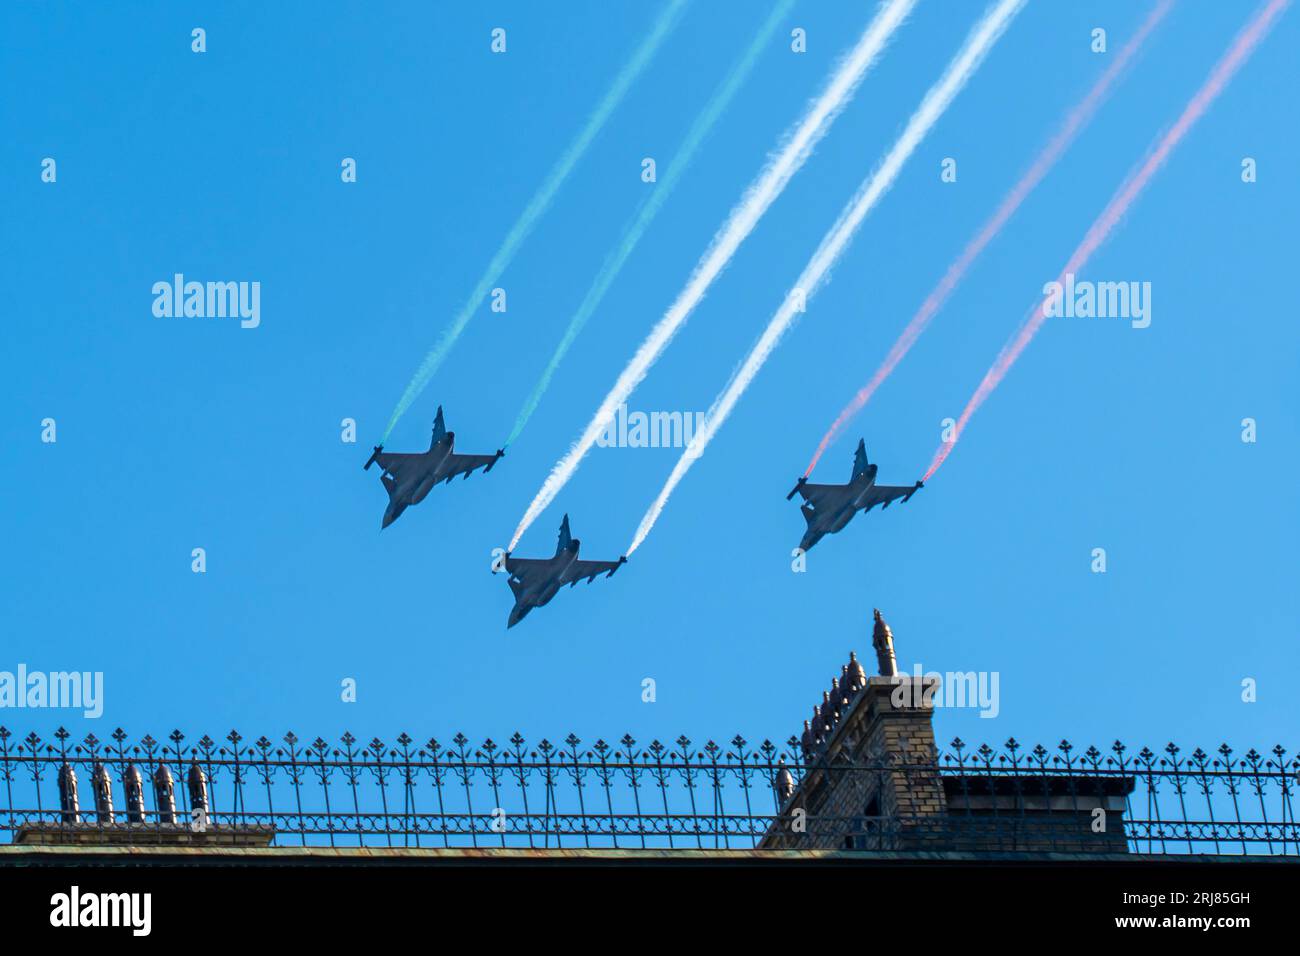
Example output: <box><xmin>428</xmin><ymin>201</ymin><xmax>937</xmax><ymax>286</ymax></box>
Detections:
<box><xmin>555</xmin><ymin>514</ymin><xmax>573</xmax><ymax>555</ymax></box>
<box><xmin>430</xmin><ymin>406</ymin><xmax>447</xmax><ymax>447</ymax></box>
<box><xmin>851</xmin><ymin>439</ymin><xmax>869</xmax><ymax>480</ymax></box>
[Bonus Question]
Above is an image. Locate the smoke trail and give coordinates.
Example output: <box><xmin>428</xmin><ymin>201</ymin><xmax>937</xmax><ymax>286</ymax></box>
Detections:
<box><xmin>509</xmin><ymin>0</ymin><xmax>918</xmax><ymax>550</ymax></box>
<box><xmin>505</xmin><ymin>0</ymin><xmax>797</xmax><ymax>448</ymax></box>
<box><xmin>806</xmin><ymin>0</ymin><xmax>1174</xmax><ymax>477</ymax></box>
<box><xmin>629</xmin><ymin>0</ymin><xmax>1026</xmax><ymax>556</ymax></box>
<box><xmin>380</xmin><ymin>0</ymin><xmax>690</xmax><ymax>442</ymax></box>
<box><xmin>925</xmin><ymin>0</ymin><xmax>1290</xmax><ymax>481</ymax></box>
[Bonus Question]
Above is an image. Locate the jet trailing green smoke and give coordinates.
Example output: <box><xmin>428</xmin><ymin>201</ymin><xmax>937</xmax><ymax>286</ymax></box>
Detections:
<box><xmin>382</xmin><ymin>0</ymin><xmax>691</xmax><ymax>442</ymax></box>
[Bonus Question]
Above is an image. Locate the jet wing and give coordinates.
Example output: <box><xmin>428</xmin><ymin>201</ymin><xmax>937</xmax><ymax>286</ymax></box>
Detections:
<box><xmin>372</xmin><ymin>451</ymin><xmax>423</xmax><ymax>479</ymax></box>
<box><xmin>796</xmin><ymin>482</ymin><xmax>851</xmax><ymax>511</ymax></box>
<box><xmin>504</xmin><ymin>556</ymin><xmax>553</xmax><ymax>587</ymax></box>
<box><xmin>438</xmin><ymin>451</ymin><xmax>501</xmax><ymax>483</ymax></box>
<box><xmin>861</xmin><ymin>483</ymin><xmax>917</xmax><ymax>511</ymax></box>
<box><xmin>565</xmin><ymin>558</ymin><xmax>624</xmax><ymax>586</ymax></box>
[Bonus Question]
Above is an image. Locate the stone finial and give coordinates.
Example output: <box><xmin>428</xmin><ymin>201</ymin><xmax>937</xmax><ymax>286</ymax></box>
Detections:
<box><xmin>800</xmin><ymin>719</ymin><xmax>816</xmax><ymax>758</ymax></box>
<box><xmin>819</xmin><ymin>690</ymin><xmax>837</xmax><ymax>730</ymax></box>
<box><xmin>872</xmin><ymin>608</ymin><xmax>898</xmax><ymax>678</ymax></box>
<box><xmin>846</xmin><ymin>651</ymin><xmax>867</xmax><ymax>693</ymax></box>
<box><xmin>775</xmin><ymin>760</ymin><xmax>795</xmax><ymax>803</ymax></box>
<box><xmin>831</xmin><ymin>676</ymin><xmax>846</xmax><ymax>709</ymax></box>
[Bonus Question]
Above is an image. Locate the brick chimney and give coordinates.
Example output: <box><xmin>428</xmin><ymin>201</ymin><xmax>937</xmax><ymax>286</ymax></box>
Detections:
<box><xmin>762</xmin><ymin>609</ymin><xmax>946</xmax><ymax>850</ymax></box>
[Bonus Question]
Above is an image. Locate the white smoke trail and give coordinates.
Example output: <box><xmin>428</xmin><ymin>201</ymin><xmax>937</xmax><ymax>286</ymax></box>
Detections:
<box><xmin>628</xmin><ymin>0</ymin><xmax>1027</xmax><ymax>555</ymax></box>
<box><xmin>510</xmin><ymin>0</ymin><xmax>918</xmax><ymax>550</ymax></box>
<box><xmin>506</xmin><ymin>0</ymin><xmax>797</xmax><ymax>447</ymax></box>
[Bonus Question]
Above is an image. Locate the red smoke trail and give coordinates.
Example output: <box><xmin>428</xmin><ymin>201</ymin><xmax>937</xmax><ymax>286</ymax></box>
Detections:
<box><xmin>805</xmin><ymin>0</ymin><xmax>1174</xmax><ymax>478</ymax></box>
<box><xmin>924</xmin><ymin>0</ymin><xmax>1290</xmax><ymax>482</ymax></box>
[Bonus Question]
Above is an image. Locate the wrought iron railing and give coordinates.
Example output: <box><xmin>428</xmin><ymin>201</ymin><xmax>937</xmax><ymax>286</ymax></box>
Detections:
<box><xmin>1</xmin><ymin>727</ymin><xmax>1296</xmax><ymax>855</ymax></box>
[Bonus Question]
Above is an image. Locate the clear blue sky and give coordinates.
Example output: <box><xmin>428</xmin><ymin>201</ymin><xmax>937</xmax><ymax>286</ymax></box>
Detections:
<box><xmin>3</xmin><ymin>1</ymin><xmax>1296</xmax><ymax>759</ymax></box>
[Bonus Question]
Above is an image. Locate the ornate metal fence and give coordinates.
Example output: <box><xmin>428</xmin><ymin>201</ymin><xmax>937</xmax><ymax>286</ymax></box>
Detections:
<box><xmin>1</xmin><ymin>727</ymin><xmax>1296</xmax><ymax>855</ymax></box>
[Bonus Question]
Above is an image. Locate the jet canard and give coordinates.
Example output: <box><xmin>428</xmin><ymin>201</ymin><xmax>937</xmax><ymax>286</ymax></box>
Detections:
<box><xmin>363</xmin><ymin>406</ymin><xmax>503</xmax><ymax>529</ymax></box>
<box><xmin>787</xmin><ymin>439</ymin><xmax>921</xmax><ymax>553</ymax></box>
<box><xmin>500</xmin><ymin>515</ymin><xmax>626</xmax><ymax>628</ymax></box>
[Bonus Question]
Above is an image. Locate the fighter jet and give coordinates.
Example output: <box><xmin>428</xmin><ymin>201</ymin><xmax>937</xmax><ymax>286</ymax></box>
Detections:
<box><xmin>500</xmin><ymin>514</ymin><xmax>627</xmax><ymax>628</ymax></box>
<box><xmin>363</xmin><ymin>406</ymin><xmax>503</xmax><ymax>529</ymax></box>
<box><xmin>787</xmin><ymin>439</ymin><xmax>922</xmax><ymax>553</ymax></box>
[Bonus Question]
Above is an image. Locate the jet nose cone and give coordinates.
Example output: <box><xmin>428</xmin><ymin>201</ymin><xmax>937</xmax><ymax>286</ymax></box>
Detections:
<box><xmin>507</xmin><ymin>606</ymin><xmax>528</xmax><ymax>629</ymax></box>
<box><xmin>381</xmin><ymin>511</ymin><xmax>396</xmax><ymax>529</ymax></box>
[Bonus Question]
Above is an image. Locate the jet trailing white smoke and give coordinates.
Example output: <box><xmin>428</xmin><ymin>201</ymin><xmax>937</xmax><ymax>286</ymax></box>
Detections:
<box><xmin>628</xmin><ymin>0</ymin><xmax>1027</xmax><ymax>555</ymax></box>
<box><xmin>510</xmin><ymin>0</ymin><xmax>919</xmax><ymax>550</ymax></box>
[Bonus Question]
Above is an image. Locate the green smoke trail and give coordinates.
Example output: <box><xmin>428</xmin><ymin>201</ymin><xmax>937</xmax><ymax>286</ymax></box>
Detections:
<box><xmin>382</xmin><ymin>0</ymin><xmax>691</xmax><ymax>442</ymax></box>
<box><xmin>505</xmin><ymin>0</ymin><xmax>796</xmax><ymax>447</ymax></box>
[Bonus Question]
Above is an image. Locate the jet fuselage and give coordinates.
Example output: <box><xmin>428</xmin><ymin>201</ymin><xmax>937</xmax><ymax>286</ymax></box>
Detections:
<box><xmin>502</xmin><ymin>516</ymin><xmax>626</xmax><ymax>628</ymax></box>
<box><xmin>802</xmin><ymin>464</ymin><xmax>878</xmax><ymax>549</ymax></box>
<box><xmin>509</xmin><ymin>542</ymin><xmax>582</xmax><ymax>626</ymax></box>
<box><xmin>382</xmin><ymin>434</ymin><xmax>456</xmax><ymax>528</ymax></box>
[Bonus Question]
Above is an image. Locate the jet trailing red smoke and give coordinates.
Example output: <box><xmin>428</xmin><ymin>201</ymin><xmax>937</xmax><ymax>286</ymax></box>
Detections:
<box><xmin>925</xmin><ymin>0</ymin><xmax>1290</xmax><ymax>481</ymax></box>
<box><xmin>804</xmin><ymin>0</ymin><xmax>1175</xmax><ymax>479</ymax></box>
